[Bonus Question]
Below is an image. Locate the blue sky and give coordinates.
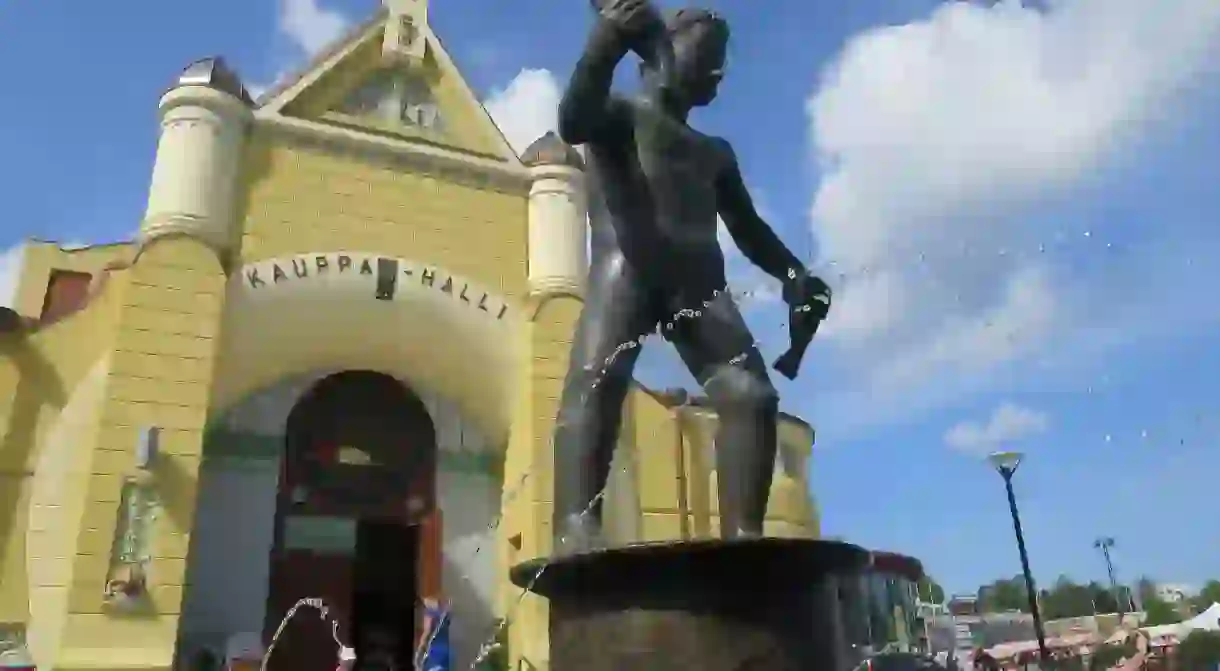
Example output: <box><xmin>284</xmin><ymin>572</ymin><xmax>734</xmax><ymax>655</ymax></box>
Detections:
<box><xmin>1</xmin><ymin>0</ymin><xmax>1218</xmax><ymax>597</ymax></box>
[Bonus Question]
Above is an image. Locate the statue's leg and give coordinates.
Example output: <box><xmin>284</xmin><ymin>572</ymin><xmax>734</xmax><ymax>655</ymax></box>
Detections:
<box><xmin>552</xmin><ymin>257</ymin><xmax>659</xmax><ymax>553</ymax></box>
<box><xmin>668</xmin><ymin>291</ymin><xmax>778</xmax><ymax>539</ymax></box>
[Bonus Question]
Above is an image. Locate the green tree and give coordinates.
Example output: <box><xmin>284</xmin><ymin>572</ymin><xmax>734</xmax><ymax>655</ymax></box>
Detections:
<box><xmin>978</xmin><ymin>576</ymin><xmax>1030</xmax><ymax>613</ymax></box>
<box><xmin>1176</xmin><ymin>630</ymin><xmax>1220</xmax><ymax>670</ymax></box>
<box><xmin>1142</xmin><ymin>594</ymin><xmax>1183</xmax><ymax>626</ymax></box>
<box><xmin>918</xmin><ymin>576</ymin><xmax>946</xmax><ymax>604</ymax></box>
<box><xmin>1191</xmin><ymin>579</ymin><xmax>1220</xmax><ymax>612</ymax></box>
<box><xmin>1041</xmin><ymin>576</ymin><xmax>1099</xmax><ymax>620</ymax></box>
<box><xmin>1088</xmin><ymin>641</ymin><xmax>1136</xmax><ymax>671</ymax></box>
<box><xmin>1086</xmin><ymin>580</ymin><xmax>1120</xmax><ymax>614</ymax></box>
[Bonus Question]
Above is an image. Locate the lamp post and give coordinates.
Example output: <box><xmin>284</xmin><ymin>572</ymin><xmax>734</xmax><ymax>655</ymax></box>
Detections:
<box><xmin>988</xmin><ymin>450</ymin><xmax>1050</xmax><ymax>663</ymax></box>
<box><xmin>1094</xmin><ymin>537</ymin><xmax>1128</xmax><ymax>618</ymax></box>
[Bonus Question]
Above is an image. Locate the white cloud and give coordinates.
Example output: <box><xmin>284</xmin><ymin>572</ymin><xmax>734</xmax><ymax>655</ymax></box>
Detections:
<box><xmin>253</xmin><ymin>0</ymin><xmax>353</xmax><ymax>96</ymax></box>
<box><xmin>806</xmin><ymin>0</ymin><xmax>1220</xmax><ymax>431</ymax></box>
<box><xmin>279</xmin><ymin>0</ymin><xmax>351</xmax><ymax>56</ymax></box>
<box><xmin>482</xmin><ymin>68</ymin><xmax>562</xmax><ymax>155</ymax></box>
<box><xmin>0</xmin><ymin>244</ymin><xmax>26</xmax><ymax>309</ymax></box>
<box><xmin>945</xmin><ymin>402</ymin><xmax>1049</xmax><ymax>455</ymax></box>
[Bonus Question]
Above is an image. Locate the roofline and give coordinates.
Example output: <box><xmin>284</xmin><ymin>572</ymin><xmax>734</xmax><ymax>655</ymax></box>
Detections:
<box><xmin>26</xmin><ymin>238</ymin><xmax>135</xmax><ymax>251</ymax></box>
<box><xmin>426</xmin><ymin>28</ymin><xmax>523</xmax><ymax>164</ymax></box>
<box><xmin>255</xmin><ymin>9</ymin><xmax>389</xmax><ymax>108</ymax></box>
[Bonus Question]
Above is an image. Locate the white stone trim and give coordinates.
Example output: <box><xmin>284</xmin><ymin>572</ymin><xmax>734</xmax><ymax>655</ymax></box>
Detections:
<box><xmin>528</xmin><ymin>278</ymin><xmax>585</xmax><ymax>298</ymax></box>
<box><xmin>253</xmin><ymin>114</ymin><xmax>531</xmax><ymax>195</ymax></box>
<box><xmin>211</xmin><ymin>252</ymin><xmax>525</xmax><ymax>444</ymax></box>
<box><xmin>527</xmin><ymin>163</ymin><xmax>588</xmax><ymax>297</ymax></box>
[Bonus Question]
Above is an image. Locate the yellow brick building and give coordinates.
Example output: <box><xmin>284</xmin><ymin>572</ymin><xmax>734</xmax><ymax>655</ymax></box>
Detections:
<box><xmin>0</xmin><ymin>2</ymin><xmax>819</xmax><ymax>670</ymax></box>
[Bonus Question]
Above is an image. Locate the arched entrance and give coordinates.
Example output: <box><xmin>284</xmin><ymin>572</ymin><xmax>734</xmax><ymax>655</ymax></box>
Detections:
<box><xmin>264</xmin><ymin>370</ymin><xmax>440</xmax><ymax>671</ymax></box>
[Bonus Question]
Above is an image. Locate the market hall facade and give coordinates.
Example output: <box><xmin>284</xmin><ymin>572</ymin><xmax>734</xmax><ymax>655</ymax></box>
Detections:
<box><xmin>0</xmin><ymin>1</ymin><xmax>821</xmax><ymax>670</ymax></box>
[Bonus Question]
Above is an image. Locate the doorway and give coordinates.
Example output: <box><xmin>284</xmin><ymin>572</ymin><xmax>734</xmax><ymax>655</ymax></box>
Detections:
<box><xmin>352</xmin><ymin>520</ymin><xmax>419</xmax><ymax>669</ymax></box>
<box><xmin>263</xmin><ymin>370</ymin><xmax>440</xmax><ymax>671</ymax></box>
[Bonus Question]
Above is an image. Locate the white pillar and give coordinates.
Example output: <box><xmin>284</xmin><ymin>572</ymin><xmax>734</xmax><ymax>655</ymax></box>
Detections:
<box><xmin>141</xmin><ymin>62</ymin><xmax>253</xmax><ymax>257</ymax></box>
<box><xmin>524</xmin><ymin>133</ymin><xmax>588</xmax><ymax>298</ymax></box>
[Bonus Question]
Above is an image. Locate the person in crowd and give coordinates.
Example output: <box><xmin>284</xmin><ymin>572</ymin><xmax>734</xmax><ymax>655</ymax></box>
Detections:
<box><xmin>1111</xmin><ymin>631</ymin><xmax>1149</xmax><ymax>671</ymax></box>
<box><xmin>414</xmin><ymin>597</ymin><xmax>451</xmax><ymax>671</ymax></box>
<box><xmin>974</xmin><ymin>647</ymin><xmax>1001</xmax><ymax>671</ymax></box>
<box><xmin>355</xmin><ymin>624</ymin><xmax>401</xmax><ymax>671</ymax></box>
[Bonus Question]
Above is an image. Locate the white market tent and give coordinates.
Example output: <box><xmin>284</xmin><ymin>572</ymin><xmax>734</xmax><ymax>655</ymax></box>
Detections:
<box><xmin>990</xmin><ymin>605</ymin><xmax>1220</xmax><ymax>657</ymax></box>
<box><xmin>1107</xmin><ymin>602</ymin><xmax>1220</xmax><ymax>646</ymax></box>
<box><xmin>1181</xmin><ymin>602</ymin><xmax>1220</xmax><ymax>632</ymax></box>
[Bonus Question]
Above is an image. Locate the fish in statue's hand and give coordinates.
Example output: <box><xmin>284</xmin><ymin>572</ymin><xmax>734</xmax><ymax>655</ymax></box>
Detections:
<box><xmin>773</xmin><ymin>271</ymin><xmax>832</xmax><ymax>381</ymax></box>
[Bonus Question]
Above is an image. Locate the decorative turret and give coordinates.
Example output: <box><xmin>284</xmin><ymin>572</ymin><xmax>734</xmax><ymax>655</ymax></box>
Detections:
<box><xmin>382</xmin><ymin>0</ymin><xmax>429</xmax><ymax>65</ymax></box>
<box><xmin>523</xmin><ymin>131</ymin><xmax>588</xmax><ymax>297</ymax></box>
<box><xmin>140</xmin><ymin>57</ymin><xmax>254</xmax><ymax>259</ymax></box>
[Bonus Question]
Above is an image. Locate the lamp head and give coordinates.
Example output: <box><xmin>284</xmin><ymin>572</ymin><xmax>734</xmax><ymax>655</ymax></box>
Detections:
<box><xmin>987</xmin><ymin>450</ymin><xmax>1023</xmax><ymax>476</ymax></box>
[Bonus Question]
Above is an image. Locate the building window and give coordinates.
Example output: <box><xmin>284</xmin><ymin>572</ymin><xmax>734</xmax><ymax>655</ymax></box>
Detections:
<box><xmin>40</xmin><ymin>269</ymin><xmax>92</xmax><ymax>322</ymax></box>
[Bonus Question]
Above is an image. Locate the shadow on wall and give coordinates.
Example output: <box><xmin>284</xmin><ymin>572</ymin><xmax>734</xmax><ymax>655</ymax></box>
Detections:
<box><xmin>0</xmin><ymin>338</ymin><xmax>65</xmax><ymax>593</ymax></box>
<box><xmin>442</xmin><ymin>555</ymin><xmax>497</xmax><ymax>671</ymax></box>
<box><xmin>152</xmin><ymin>450</ymin><xmax>202</xmax><ymax>547</ymax></box>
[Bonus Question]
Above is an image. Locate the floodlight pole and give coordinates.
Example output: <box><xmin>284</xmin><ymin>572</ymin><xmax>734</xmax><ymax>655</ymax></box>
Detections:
<box><xmin>997</xmin><ymin>464</ymin><xmax>1050</xmax><ymax>663</ymax></box>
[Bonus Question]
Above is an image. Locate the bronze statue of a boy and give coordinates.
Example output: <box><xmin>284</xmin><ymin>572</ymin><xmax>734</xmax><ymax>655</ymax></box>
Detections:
<box><xmin>551</xmin><ymin>0</ymin><xmax>832</xmax><ymax>552</ymax></box>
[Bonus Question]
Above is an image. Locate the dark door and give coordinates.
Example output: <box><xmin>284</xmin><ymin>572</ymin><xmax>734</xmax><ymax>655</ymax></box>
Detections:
<box><xmin>352</xmin><ymin>520</ymin><xmax>419</xmax><ymax>669</ymax></box>
<box><xmin>263</xmin><ymin>514</ymin><xmax>357</xmax><ymax>671</ymax></box>
<box><xmin>263</xmin><ymin>371</ymin><xmax>440</xmax><ymax>671</ymax></box>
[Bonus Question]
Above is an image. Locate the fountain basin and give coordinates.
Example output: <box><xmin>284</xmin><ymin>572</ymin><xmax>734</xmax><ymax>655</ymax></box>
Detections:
<box><xmin>510</xmin><ymin>537</ymin><xmax>871</xmax><ymax>671</ymax></box>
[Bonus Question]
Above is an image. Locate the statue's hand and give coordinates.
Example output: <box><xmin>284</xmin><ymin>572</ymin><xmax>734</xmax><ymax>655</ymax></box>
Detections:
<box><xmin>784</xmin><ymin>271</ymin><xmax>832</xmax><ymax>321</ymax></box>
<box><xmin>591</xmin><ymin>0</ymin><xmax>666</xmax><ymax>51</ymax></box>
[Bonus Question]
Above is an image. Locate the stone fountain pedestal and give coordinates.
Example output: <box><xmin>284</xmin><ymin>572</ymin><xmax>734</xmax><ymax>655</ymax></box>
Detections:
<box><xmin>509</xmin><ymin>537</ymin><xmax>871</xmax><ymax>671</ymax></box>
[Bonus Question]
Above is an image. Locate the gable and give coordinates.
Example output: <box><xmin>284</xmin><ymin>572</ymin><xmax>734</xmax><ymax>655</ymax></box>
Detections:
<box><xmin>256</xmin><ymin>7</ymin><xmax>518</xmax><ymax>164</ymax></box>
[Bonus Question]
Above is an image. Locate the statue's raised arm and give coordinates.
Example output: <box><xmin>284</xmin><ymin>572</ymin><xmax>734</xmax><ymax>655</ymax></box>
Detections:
<box><xmin>558</xmin><ymin>0</ymin><xmax>667</xmax><ymax>145</ymax></box>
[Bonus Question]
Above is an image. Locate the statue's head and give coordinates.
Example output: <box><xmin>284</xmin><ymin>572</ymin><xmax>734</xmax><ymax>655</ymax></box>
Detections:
<box><xmin>641</xmin><ymin>8</ymin><xmax>729</xmax><ymax>108</ymax></box>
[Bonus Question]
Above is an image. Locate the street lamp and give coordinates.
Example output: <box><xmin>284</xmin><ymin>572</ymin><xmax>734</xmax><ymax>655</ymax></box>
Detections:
<box><xmin>988</xmin><ymin>450</ymin><xmax>1050</xmax><ymax>663</ymax></box>
<box><xmin>1094</xmin><ymin>537</ymin><xmax>1128</xmax><ymax>618</ymax></box>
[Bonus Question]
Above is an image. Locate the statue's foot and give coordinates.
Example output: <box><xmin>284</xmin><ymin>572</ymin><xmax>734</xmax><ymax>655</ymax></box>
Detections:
<box><xmin>554</xmin><ymin>514</ymin><xmax>605</xmax><ymax>557</ymax></box>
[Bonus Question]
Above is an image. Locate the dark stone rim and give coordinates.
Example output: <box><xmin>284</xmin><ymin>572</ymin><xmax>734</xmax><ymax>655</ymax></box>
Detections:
<box><xmin>510</xmin><ymin>537</ymin><xmax>872</xmax><ymax>597</ymax></box>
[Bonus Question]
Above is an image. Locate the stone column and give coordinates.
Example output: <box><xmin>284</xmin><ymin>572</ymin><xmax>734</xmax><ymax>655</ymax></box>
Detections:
<box><xmin>141</xmin><ymin>58</ymin><xmax>253</xmax><ymax>260</ymax></box>
<box><xmin>523</xmin><ymin>132</ymin><xmax>587</xmax><ymax>298</ymax></box>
